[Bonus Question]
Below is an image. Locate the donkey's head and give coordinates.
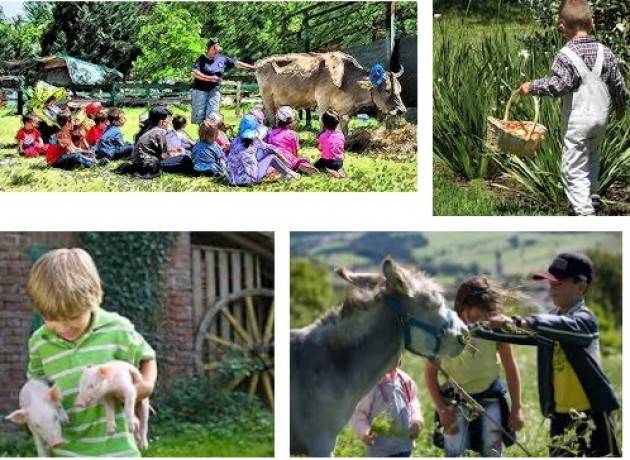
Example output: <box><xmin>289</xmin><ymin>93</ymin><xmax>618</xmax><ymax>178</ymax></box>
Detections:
<box><xmin>338</xmin><ymin>258</ymin><xmax>468</xmax><ymax>359</ymax></box>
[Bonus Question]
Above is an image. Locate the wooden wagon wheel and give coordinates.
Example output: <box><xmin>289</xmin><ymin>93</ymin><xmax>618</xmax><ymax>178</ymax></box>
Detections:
<box><xmin>194</xmin><ymin>288</ymin><xmax>274</xmax><ymax>407</ymax></box>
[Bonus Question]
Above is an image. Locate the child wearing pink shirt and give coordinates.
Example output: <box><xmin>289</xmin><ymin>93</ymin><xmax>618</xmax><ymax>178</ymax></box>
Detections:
<box><xmin>265</xmin><ymin>106</ymin><xmax>317</xmax><ymax>173</ymax></box>
<box><xmin>207</xmin><ymin>113</ymin><xmax>231</xmax><ymax>155</ymax></box>
<box><xmin>315</xmin><ymin>109</ymin><xmax>346</xmax><ymax>178</ymax></box>
<box><xmin>351</xmin><ymin>359</ymin><xmax>423</xmax><ymax>457</ymax></box>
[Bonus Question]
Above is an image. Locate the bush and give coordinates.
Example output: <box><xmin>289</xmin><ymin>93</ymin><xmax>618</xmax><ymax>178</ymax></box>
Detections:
<box><xmin>152</xmin><ymin>376</ymin><xmax>272</xmax><ymax>435</ymax></box>
<box><xmin>0</xmin><ymin>432</ymin><xmax>35</xmax><ymax>457</ymax></box>
<box><xmin>523</xmin><ymin>0</ymin><xmax>629</xmax><ymax>75</ymax></box>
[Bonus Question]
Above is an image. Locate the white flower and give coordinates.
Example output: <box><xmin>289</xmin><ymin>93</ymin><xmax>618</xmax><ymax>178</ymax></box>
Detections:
<box><xmin>437</xmin><ymin>77</ymin><xmax>443</xmax><ymax>83</ymax></box>
<box><xmin>519</xmin><ymin>49</ymin><xmax>530</xmax><ymax>60</ymax></box>
<box><xmin>434</xmin><ymin>14</ymin><xmax>442</xmax><ymax>19</ymax></box>
<box><xmin>613</xmin><ymin>23</ymin><xmax>626</xmax><ymax>33</ymax></box>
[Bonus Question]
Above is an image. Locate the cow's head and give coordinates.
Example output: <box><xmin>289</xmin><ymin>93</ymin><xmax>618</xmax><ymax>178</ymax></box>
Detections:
<box><xmin>359</xmin><ymin>66</ymin><xmax>407</xmax><ymax>116</ymax></box>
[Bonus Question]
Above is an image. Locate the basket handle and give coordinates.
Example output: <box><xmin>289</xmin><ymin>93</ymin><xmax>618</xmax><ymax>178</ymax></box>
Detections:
<box><xmin>503</xmin><ymin>89</ymin><xmax>540</xmax><ymax>139</ymax></box>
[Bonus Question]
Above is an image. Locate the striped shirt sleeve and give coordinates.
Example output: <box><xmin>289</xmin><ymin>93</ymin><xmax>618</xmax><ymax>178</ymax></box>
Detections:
<box><xmin>124</xmin><ymin>328</ymin><xmax>156</xmax><ymax>366</ymax></box>
<box><xmin>27</xmin><ymin>336</ymin><xmax>46</xmax><ymax>379</ymax></box>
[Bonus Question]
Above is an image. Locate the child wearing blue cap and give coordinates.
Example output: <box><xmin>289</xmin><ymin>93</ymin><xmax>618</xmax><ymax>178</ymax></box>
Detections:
<box><xmin>227</xmin><ymin>115</ymin><xmax>300</xmax><ymax>186</ymax></box>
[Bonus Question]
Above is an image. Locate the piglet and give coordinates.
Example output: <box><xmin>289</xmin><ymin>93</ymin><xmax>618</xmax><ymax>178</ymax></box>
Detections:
<box><xmin>75</xmin><ymin>360</ymin><xmax>150</xmax><ymax>450</ymax></box>
<box><xmin>6</xmin><ymin>379</ymin><xmax>69</xmax><ymax>457</ymax></box>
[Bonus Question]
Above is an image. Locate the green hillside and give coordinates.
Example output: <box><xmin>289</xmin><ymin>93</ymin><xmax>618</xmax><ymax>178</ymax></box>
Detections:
<box><xmin>291</xmin><ymin>232</ymin><xmax>621</xmax><ymax>284</ymax></box>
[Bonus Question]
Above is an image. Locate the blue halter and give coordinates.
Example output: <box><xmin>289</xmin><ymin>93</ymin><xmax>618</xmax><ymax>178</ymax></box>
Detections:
<box><xmin>384</xmin><ymin>294</ymin><xmax>455</xmax><ymax>359</ymax></box>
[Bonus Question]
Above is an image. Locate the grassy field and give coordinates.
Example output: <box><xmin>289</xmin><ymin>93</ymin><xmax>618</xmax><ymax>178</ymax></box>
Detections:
<box><xmin>333</xmin><ymin>346</ymin><xmax>622</xmax><ymax>457</ymax></box>
<box><xmin>0</xmin><ymin>106</ymin><xmax>416</xmax><ymax>192</ymax></box>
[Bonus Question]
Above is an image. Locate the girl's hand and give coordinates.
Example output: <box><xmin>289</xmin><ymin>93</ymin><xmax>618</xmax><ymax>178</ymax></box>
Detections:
<box><xmin>361</xmin><ymin>431</ymin><xmax>376</xmax><ymax>445</ymax></box>
<box><xmin>508</xmin><ymin>406</ymin><xmax>525</xmax><ymax>431</ymax></box>
<box><xmin>438</xmin><ymin>406</ymin><xmax>459</xmax><ymax>435</ymax></box>
<box><xmin>409</xmin><ymin>420</ymin><xmax>423</xmax><ymax>439</ymax></box>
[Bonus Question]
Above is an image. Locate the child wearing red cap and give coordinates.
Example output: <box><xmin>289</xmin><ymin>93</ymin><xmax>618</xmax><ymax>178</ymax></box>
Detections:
<box><xmin>80</xmin><ymin>102</ymin><xmax>104</xmax><ymax>132</ymax></box>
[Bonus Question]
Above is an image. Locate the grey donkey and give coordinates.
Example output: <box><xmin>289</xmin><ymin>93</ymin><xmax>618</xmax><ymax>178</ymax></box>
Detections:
<box><xmin>290</xmin><ymin>258</ymin><xmax>468</xmax><ymax>456</ymax></box>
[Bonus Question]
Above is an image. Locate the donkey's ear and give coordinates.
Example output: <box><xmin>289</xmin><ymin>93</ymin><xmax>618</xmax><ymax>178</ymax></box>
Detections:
<box><xmin>336</xmin><ymin>267</ymin><xmax>384</xmax><ymax>290</ymax></box>
<box><xmin>382</xmin><ymin>258</ymin><xmax>412</xmax><ymax>296</ymax></box>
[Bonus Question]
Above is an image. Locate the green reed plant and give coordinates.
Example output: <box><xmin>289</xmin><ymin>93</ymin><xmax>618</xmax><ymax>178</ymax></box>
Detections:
<box><xmin>434</xmin><ymin>18</ymin><xmax>630</xmax><ymax>207</ymax></box>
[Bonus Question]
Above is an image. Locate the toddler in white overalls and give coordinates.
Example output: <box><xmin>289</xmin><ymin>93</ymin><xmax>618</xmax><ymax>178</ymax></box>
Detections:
<box><xmin>519</xmin><ymin>0</ymin><xmax>626</xmax><ymax>216</ymax></box>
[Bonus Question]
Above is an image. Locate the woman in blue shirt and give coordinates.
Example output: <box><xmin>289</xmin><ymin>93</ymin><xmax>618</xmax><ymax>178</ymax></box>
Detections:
<box><xmin>191</xmin><ymin>37</ymin><xmax>255</xmax><ymax>124</ymax></box>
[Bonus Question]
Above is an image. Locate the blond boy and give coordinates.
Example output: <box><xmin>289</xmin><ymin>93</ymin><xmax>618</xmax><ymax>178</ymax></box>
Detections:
<box><xmin>26</xmin><ymin>248</ymin><xmax>157</xmax><ymax>457</ymax></box>
<box><xmin>520</xmin><ymin>0</ymin><xmax>627</xmax><ymax>216</ymax></box>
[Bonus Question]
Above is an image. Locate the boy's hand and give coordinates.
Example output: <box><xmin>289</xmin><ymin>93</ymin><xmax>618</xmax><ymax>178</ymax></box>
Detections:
<box><xmin>487</xmin><ymin>314</ymin><xmax>513</xmax><ymax>329</ymax></box>
<box><xmin>409</xmin><ymin>420</ymin><xmax>423</xmax><ymax>439</ymax></box>
<box><xmin>518</xmin><ymin>82</ymin><xmax>531</xmax><ymax>95</ymax></box>
<box><xmin>131</xmin><ymin>370</ymin><xmax>154</xmax><ymax>400</ymax></box>
<box><xmin>508</xmin><ymin>406</ymin><xmax>525</xmax><ymax>431</ymax></box>
<box><xmin>361</xmin><ymin>430</ymin><xmax>376</xmax><ymax>445</ymax></box>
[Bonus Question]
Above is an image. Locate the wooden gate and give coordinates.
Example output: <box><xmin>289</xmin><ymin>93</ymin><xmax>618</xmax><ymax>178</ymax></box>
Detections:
<box><xmin>192</xmin><ymin>245</ymin><xmax>274</xmax><ymax>406</ymax></box>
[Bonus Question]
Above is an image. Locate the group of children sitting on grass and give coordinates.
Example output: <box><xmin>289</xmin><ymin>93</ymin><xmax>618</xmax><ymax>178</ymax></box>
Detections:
<box><xmin>15</xmin><ymin>100</ymin><xmax>347</xmax><ymax>184</ymax></box>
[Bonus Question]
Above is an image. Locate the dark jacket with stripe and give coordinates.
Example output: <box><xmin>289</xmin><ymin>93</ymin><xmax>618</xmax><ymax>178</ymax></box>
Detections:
<box><xmin>473</xmin><ymin>300</ymin><xmax>619</xmax><ymax>417</ymax></box>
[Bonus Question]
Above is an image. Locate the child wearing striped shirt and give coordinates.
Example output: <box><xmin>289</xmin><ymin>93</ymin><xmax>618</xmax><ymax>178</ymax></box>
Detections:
<box><xmin>25</xmin><ymin>248</ymin><xmax>157</xmax><ymax>457</ymax></box>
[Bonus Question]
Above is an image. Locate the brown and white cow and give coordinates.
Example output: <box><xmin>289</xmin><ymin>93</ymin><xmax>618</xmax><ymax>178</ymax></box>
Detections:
<box><xmin>255</xmin><ymin>51</ymin><xmax>406</xmax><ymax>130</ymax></box>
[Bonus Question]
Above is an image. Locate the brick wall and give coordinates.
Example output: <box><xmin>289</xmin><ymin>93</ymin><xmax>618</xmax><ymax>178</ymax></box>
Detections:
<box><xmin>0</xmin><ymin>232</ymin><xmax>197</xmax><ymax>432</ymax></box>
<box><xmin>159</xmin><ymin>232</ymin><xmax>195</xmax><ymax>383</ymax></box>
<box><xmin>0</xmin><ymin>232</ymin><xmax>33</xmax><ymax>431</ymax></box>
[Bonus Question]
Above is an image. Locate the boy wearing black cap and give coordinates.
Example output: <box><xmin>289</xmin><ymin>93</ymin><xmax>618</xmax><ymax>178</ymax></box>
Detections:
<box><xmin>475</xmin><ymin>252</ymin><xmax>620</xmax><ymax>457</ymax></box>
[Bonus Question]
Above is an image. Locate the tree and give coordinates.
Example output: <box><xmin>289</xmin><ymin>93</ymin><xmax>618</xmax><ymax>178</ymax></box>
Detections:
<box><xmin>131</xmin><ymin>3</ymin><xmax>205</xmax><ymax>82</ymax></box>
<box><xmin>585</xmin><ymin>249</ymin><xmax>622</xmax><ymax>326</ymax></box>
<box><xmin>0</xmin><ymin>17</ymin><xmax>42</xmax><ymax>66</ymax></box>
<box><xmin>290</xmin><ymin>259</ymin><xmax>337</xmax><ymax>329</ymax></box>
<box><xmin>40</xmin><ymin>2</ymin><xmax>143</xmax><ymax>75</ymax></box>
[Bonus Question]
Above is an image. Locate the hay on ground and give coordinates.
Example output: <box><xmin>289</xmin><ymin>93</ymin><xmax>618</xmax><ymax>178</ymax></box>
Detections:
<box><xmin>345</xmin><ymin>123</ymin><xmax>417</xmax><ymax>160</ymax></box>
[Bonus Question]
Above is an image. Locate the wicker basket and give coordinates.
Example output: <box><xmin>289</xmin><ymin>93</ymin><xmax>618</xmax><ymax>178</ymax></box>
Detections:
<box><xmin>486</xmin><ymin>90</ymin><xmax>548</xmax><ymax>157</ymax></box>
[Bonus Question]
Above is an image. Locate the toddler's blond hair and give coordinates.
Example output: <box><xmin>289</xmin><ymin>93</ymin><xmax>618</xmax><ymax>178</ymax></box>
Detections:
<box><xmin>559</xmin><ymin>0</ymin><xmax>593</xmax><ymax>31</ymax></box>
<box><xmin>26</xmin><ymin>248</ymin><xmax>103</xmax><ymax>320</ymax></box>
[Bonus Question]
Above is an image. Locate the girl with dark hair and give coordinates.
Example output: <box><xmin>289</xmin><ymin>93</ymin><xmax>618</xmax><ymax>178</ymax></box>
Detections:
<box><xmin>424</xmin><ymin>277</ymin><xmax>525</xmax><ymax>457</ymax></box>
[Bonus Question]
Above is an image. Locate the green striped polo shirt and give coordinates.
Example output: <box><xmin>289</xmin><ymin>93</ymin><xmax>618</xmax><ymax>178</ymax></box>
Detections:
<box><xmin>27</xmin><ymin>309</ymin><xmax>156</xmax><ymax>457</ymax></box>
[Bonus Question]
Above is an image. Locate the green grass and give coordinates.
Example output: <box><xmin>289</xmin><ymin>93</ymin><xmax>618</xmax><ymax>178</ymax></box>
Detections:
<box><xmin>145</xmin><ymin>424</ymin><xmax>273</xmax><ymax>457</ymax></box>
<box><xmin>0</xmin><ymin>107</ymin><xmax>416</xmax><ymax>192</ymax></box>
<box><xmin>433</xmin><ymin>162</ymin><xmax>564</xmax><ymax>216</ymax></box>
<box><xmin>333</xmin><ymin>346</ymin><xmax>622</xmax><ymax>457</ymax></box>
<box><xmin>0</xmin><ymin>424</ymin><xmax>273</xmax><ymax>457</ymax></box>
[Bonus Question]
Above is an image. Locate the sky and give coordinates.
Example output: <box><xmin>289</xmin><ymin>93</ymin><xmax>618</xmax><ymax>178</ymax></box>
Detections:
<box><xmin>1</xmin><ymin>1</ymin><xmax>26</xmax><ymax>19</ymax></box>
